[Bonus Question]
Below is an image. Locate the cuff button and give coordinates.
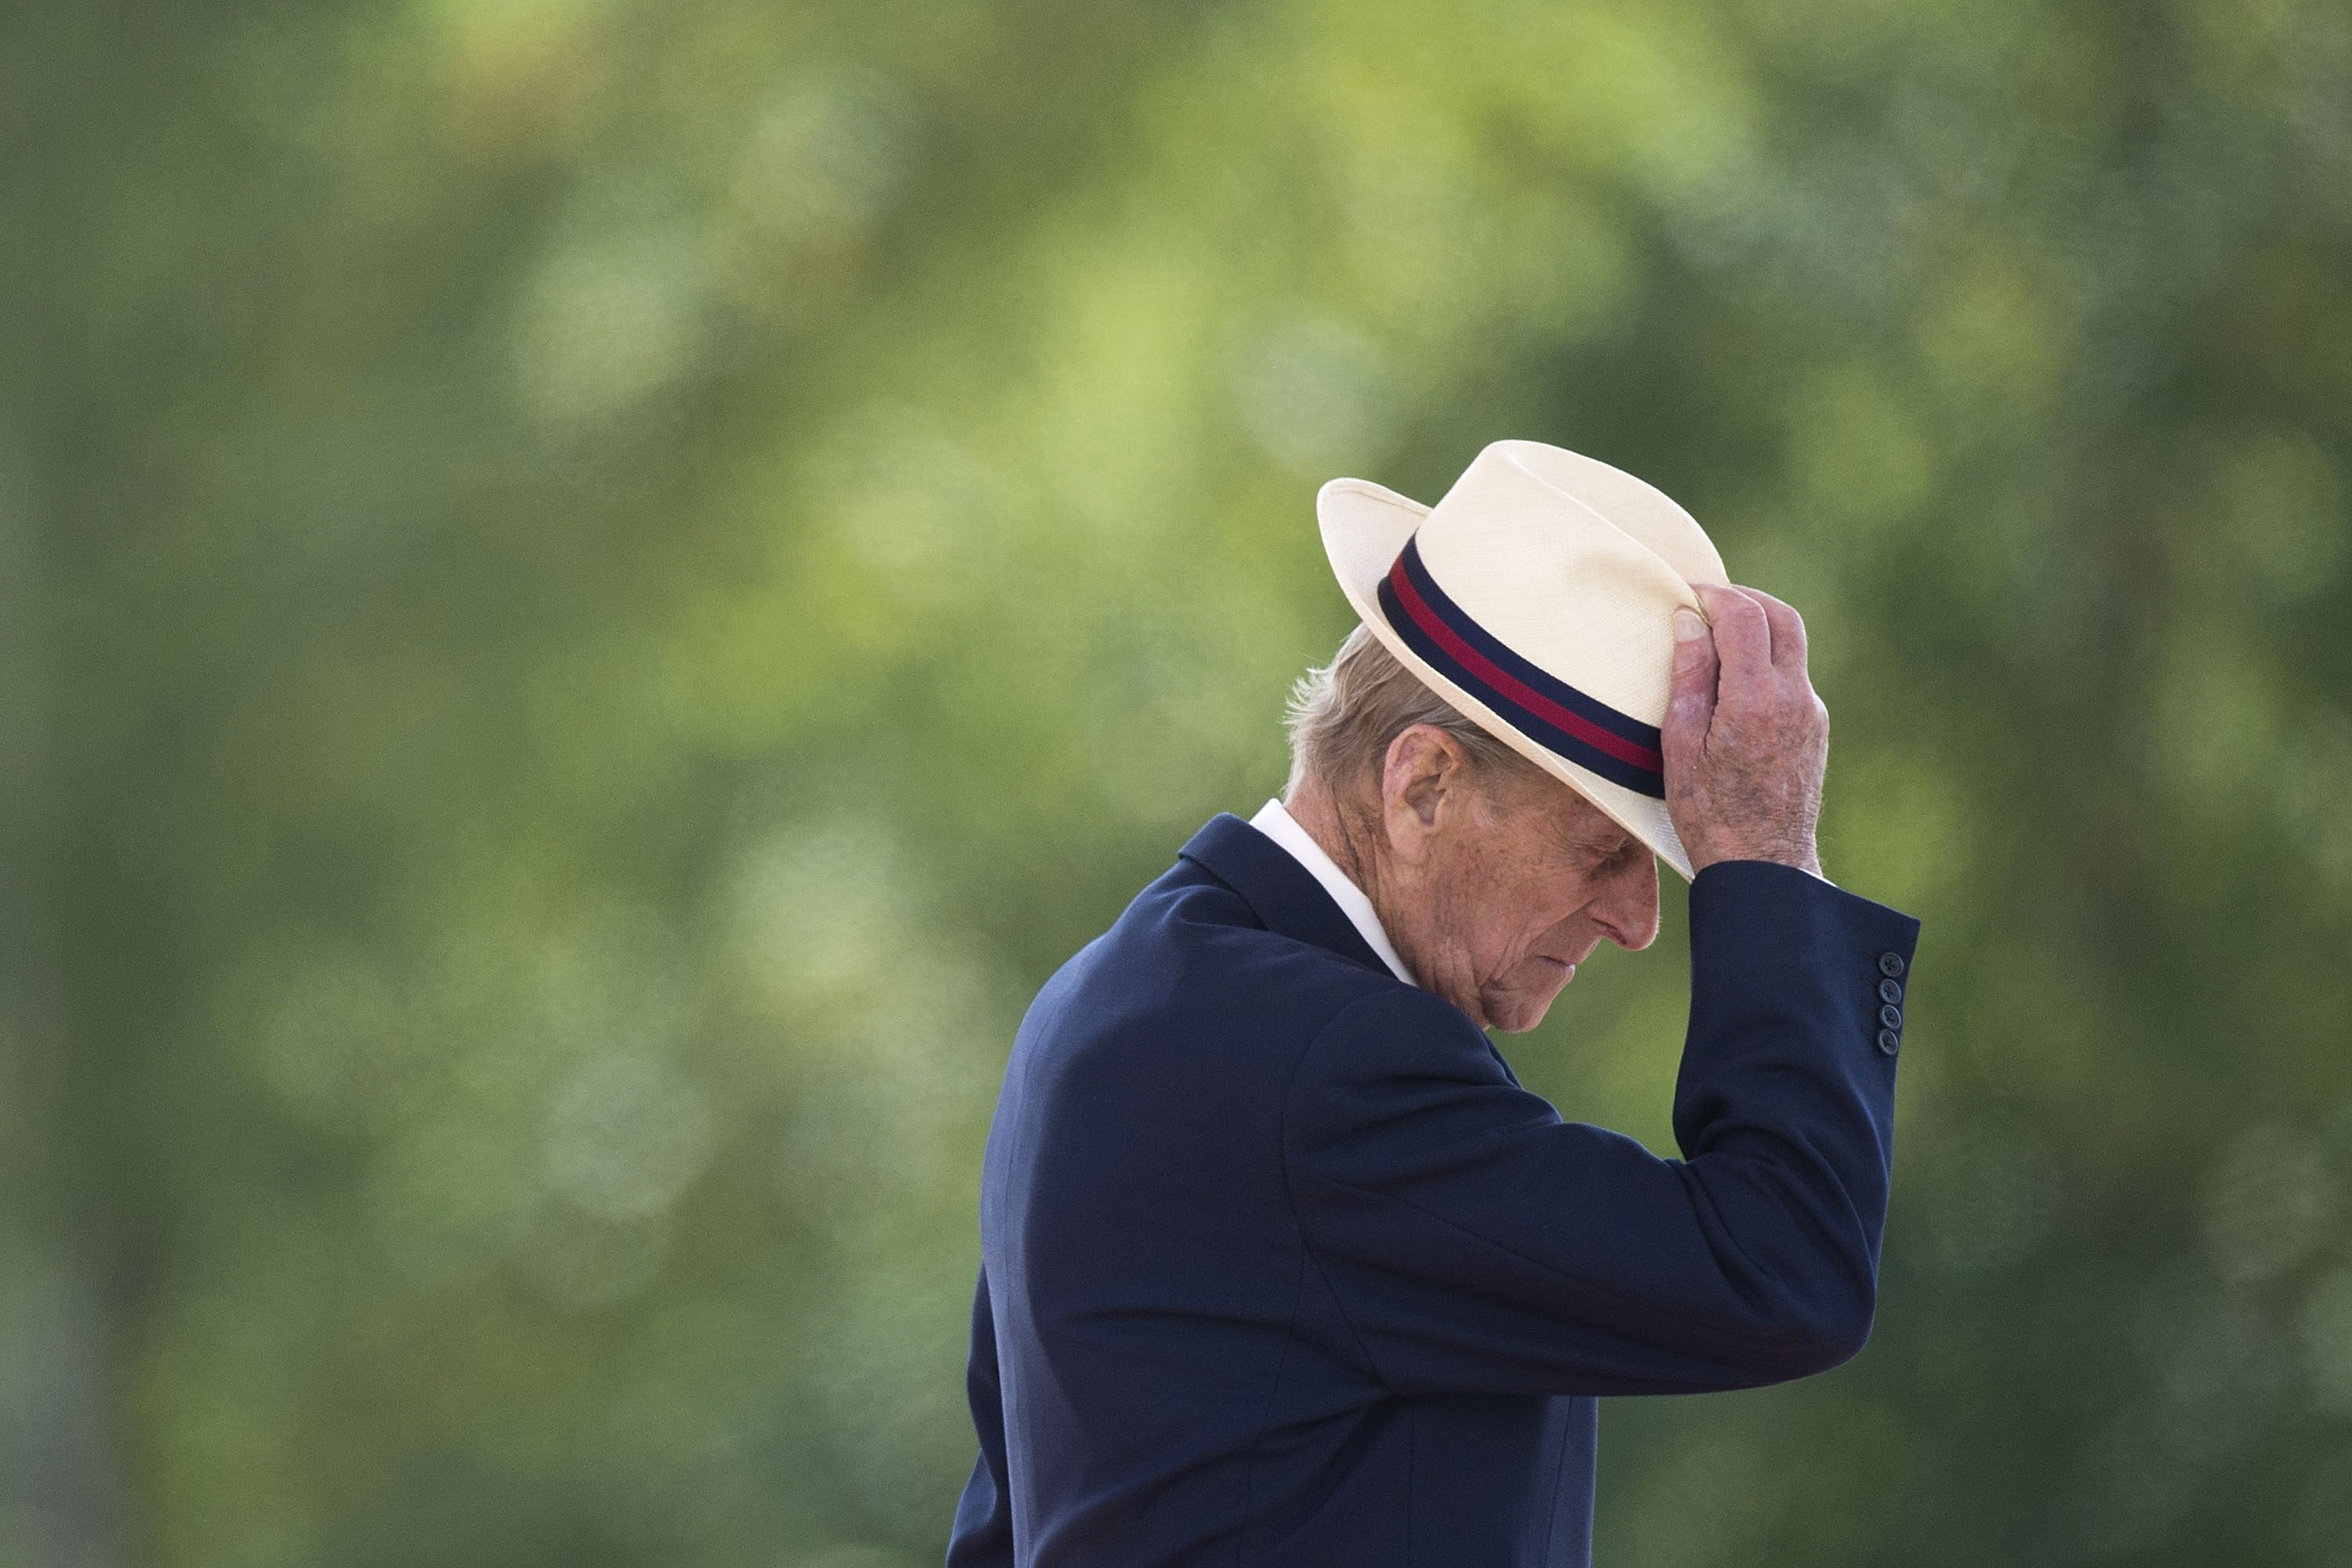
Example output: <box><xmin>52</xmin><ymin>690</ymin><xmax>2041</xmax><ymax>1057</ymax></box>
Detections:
<box><xmin>1876</xmin><ymin>1028</ymin><xmax>1900</xmax><ymax>1056</ymax></box>
<box><xmin>1879</xmin><ymin>1004</ymin><xmax>1903</xmax><ymax>1030</ymax></box>
<box><xmin>1878</xmin><ymin>952</ymin><xmax>1907</xmax><ymax>978</ymax></box>
<box><xmin>1878</xmin><ymin>978</ymin><xmax>1904</xmax><ymax>1005</ymax></box>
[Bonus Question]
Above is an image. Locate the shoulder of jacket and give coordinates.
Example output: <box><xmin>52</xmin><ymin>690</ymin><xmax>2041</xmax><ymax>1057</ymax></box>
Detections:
<box><xmin>1290</xmin><ymin>985</ymin><xmax>1490</xmax><ymax>1081</ymax></box>
<box><xmin>1322</xmin><ymin>981</ymin><xmax>1482</xmax><ymax>1033</ymax></box>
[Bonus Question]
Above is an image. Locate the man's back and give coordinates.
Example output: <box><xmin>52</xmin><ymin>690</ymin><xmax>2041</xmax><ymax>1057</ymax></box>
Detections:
<box><xmin>946</xmin><ymin>811</ymin><xmax>1920</xmax><ymax>1567</ymax></box>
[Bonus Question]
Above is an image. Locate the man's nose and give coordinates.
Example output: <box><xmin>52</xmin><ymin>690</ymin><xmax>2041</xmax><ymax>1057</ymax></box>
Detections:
<box><xmin>1594</xmin><ymin>855</ymin><xmax>1661</xmax><ymax>952</ymax></box>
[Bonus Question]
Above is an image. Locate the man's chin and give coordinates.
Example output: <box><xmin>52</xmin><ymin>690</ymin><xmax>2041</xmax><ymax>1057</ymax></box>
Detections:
<box><xmin>1483</xmin><ymin>964</ymin><xmax>1575</xmax><ymax>1033</ymax></box>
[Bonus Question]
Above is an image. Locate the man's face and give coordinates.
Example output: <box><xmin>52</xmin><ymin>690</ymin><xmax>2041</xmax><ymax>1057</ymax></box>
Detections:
<box><xmin>1381</xmin><ymin>749</ymin><xmax>1663</xmax><ymax>1033</ymax></box>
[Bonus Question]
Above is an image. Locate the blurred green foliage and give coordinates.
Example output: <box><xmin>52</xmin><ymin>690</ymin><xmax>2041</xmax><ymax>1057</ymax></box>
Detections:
<box><xmin>2</xmin><ymin>0</ymin><xmax>2349</xmax><ymax>1563</ymax></box>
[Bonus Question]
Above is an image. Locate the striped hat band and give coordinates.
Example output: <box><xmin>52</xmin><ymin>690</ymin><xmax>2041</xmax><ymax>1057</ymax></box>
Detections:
<box><xmin>1376</xmin><ymin>533</ymin><xmax>1667</xmax><ymax>798</ymax></box>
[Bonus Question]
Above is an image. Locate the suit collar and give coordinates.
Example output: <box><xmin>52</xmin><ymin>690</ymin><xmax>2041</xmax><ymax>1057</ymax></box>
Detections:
<box><xmin>1178</xmin><ymin>812</ymin><xmax>1398</xmax><ymax>982</ymax></box>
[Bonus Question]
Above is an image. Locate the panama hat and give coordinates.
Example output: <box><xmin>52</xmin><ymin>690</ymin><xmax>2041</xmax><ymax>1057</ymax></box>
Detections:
<box><xmin>1316</xmin><ymin>438</ymin><xmax>1729</xmax><ymax>881</ymax></box>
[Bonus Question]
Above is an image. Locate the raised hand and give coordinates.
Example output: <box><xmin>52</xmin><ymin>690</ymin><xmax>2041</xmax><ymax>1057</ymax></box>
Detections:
<box><xmin>1661</xmin><ymin>582</ymin><xmax>1830</xmax><ymax>879</ymax></box>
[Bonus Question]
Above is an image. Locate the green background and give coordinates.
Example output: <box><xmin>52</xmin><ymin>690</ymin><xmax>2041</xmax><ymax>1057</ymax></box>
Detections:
<box><xmin>4</xmin><ymin>0</ymin><xmax>2350</xmax><ymax>1563</ymax></box>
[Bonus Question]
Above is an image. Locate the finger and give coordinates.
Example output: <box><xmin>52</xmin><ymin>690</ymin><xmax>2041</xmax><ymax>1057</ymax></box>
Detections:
<box><xmin>1664</xmin><ymin>603</ymin><xmax>1719</xmax><ymax>750</ymax></box>
<box><xmin>1730</xmin><ymin>584</ymin><xmax>1809</xmax><ymax>675</ymax></box>
<box><xmin>1692</xmin><ymin>583</ymin><xmax>1769</xmax><ymax>701</ymax></box>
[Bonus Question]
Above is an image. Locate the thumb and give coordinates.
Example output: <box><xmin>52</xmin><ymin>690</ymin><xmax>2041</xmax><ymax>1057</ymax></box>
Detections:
<box><xmin>1664</xmin><ymin>606</ymin><xmax>1717</xmax><ymax>755</ymax></box>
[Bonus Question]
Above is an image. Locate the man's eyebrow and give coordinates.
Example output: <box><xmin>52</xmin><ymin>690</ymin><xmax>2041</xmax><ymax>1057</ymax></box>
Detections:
<box><xmin>1552</xmin><ymin>813</ymin><xmax>1632</xmax><ymax>858</ymax></box>
<box><xmin>1593</xmin><ymin>823</ymin><xmax>1640</xmax><ymax>860</ymax></box>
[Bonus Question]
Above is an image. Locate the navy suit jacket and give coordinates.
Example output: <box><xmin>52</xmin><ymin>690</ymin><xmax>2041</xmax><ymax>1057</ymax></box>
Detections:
<box><xmin>946</xmin><ymin>811</ymin><xmax>1921</xmax><ymax>1566</ymax></box>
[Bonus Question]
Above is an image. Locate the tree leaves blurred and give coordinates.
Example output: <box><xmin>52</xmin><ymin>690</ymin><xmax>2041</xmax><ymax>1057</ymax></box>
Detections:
<box><xmin>1</xmin><ymin>0</ymin><xmax>2347</xmax><ymax>1563</ymax></box>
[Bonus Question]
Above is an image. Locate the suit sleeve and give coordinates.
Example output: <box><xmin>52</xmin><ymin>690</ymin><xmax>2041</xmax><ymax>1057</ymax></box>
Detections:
<box><xmin>943</xmin><ymin>1262</ymin><xmax>1015</xmax><ymax>1566</ymax></box>
<box><xmin>1280</xmin><ymin>859</ymin><xmax>1922</xmax><ymax>1399</ymax></box>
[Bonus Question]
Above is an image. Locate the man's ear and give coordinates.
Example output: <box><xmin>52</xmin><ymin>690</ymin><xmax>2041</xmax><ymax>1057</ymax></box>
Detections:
<box><xmin>1380</xmin><ymin>724</ymin><xmax>1465</xmax><ymax>859</ymax></box>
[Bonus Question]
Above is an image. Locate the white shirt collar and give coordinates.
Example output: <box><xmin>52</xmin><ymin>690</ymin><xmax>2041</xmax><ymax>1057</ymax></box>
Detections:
<box><xmin>1246</xmin><ymin>797</ymin><xmax>1417</xmax><ymax>987</ymax></box>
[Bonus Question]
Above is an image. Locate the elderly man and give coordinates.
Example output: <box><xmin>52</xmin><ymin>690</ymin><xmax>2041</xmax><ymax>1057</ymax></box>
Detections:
<box><xmin>946</xmin><ymin>441</ymin><xmax>1922</xmax><ymax>1567</ymax></box>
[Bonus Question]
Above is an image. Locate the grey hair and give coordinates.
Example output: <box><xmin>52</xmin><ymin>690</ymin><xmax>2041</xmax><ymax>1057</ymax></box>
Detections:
<box><xmin>1281</xmin><ymin>623</ymin><xmax>1542</xmax><ymax>802</ymax></box>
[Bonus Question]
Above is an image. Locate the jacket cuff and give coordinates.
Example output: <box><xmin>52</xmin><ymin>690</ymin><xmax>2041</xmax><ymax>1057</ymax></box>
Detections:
<box><xmin>1687</xmin><ymin>859</ymin><xmax>1924</xmax><ymax>1061</ymax></box>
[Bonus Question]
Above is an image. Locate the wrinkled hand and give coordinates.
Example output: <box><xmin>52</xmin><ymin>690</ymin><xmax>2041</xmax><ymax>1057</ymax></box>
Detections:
<box><xmin>1661</xmin><ymin>583</ymin><xmax>1829</xmax><ymax>878</ymax></box>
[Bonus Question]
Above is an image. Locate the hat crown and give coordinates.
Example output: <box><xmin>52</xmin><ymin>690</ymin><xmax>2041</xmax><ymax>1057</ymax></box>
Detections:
<box><xmin>1410</xmin><ymin>441</ymin><xmax>1724</xmax><ymax>732</ymax></box>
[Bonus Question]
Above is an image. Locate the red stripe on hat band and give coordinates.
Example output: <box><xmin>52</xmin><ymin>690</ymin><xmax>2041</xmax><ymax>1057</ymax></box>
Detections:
<box><xmin>1385</xmin><ymin>556</ymin><xmax>1667</xmax><ymax>775</ymax></box>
